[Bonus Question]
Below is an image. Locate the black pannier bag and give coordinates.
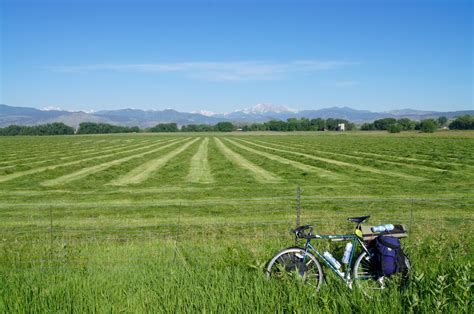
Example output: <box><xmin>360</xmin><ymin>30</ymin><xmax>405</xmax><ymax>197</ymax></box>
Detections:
<box><xmin>374</xmin><ymin>235</ymin><xmax>408</xmax><ymax>276</ymax></box>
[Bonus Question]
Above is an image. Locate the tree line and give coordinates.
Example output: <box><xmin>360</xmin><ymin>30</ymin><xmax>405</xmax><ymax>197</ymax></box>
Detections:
<box><xmin>148</xmin><ymin>122</ymin><xmax>235</xmax><ymax>132</ymax></box>
<box><xmin>361</xmin><ymin>115</ymin><xmax>474</xmax><ymax>133</ymax></box>
<box><xmin>76</xmin><ymin>122</ymin><xmax>140</xmax><ymax>134</ymax></box>
<box><xmin>0</xmin><ymin>122</ymin><xmax>75</xmax><ymax>136</ymax></box>
<box><xmin>181</xmin><ymin>118</ymin><xmax>355</xmax><ymax>132</ymax></box>
<box><xmin>1</xmin><ymin>115</ymin><xmax>472</xmax><ymax>136</ymax></box>
<box><xmin>241</xmin><ymin>118</ymin><xmax>355</xmax><ymax>131</ymax></box>
<box><xmin>448</xmin><ymin>115</ymin><xmax>474</xmax><ymax>130</ymax></box>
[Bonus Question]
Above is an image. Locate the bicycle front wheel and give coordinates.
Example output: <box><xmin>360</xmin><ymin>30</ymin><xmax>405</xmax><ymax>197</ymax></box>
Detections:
<box><xmin>353</xmin><ymin>251</ymin><xmax>410</xmax><ymax>296</ymax></box>
<box><xmin>265</xmin><ymin>247</ymin><xmax>323</xmax><ymax>291</ymax></box>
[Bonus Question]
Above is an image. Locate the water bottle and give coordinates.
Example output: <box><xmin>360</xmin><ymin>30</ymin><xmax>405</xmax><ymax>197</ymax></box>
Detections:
<box><xmin>384</xmin><ymin>224</ymin><xmax>395</xmax><ymax>231</ymax></box>
<box><xmin>342</xmin><ymin>242</ymin><xmax>353</xmax><ymax>264</ymax></box>
<box><xmin>323</xmin><ymin>251</ymin><xmax>341</xmax><ymax>269</ymax></box>
<box><xmin>371</xmin><ymin>225</ymin><xmax>386</xmax><ymax>233</ymax></box>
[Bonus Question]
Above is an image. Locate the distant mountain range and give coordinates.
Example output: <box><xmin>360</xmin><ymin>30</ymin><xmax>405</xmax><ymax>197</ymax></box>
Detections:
<box><xmin>0</xmin><ymin>104</ymin><xmax>472</xmax><ymax>128</ymax></box>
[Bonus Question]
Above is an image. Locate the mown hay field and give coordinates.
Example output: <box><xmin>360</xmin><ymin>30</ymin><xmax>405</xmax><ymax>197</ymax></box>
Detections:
<box><xmin>0</xmin><ymin>131</ymin><xmax>473</xmax><ymax>312</ymax></box>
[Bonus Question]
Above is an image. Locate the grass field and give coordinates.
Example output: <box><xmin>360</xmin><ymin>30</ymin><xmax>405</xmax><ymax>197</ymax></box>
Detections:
<box><xmin>0</xmin><ymin>131</ymin><xmax>473</xmax><ymax>312</ymax></box>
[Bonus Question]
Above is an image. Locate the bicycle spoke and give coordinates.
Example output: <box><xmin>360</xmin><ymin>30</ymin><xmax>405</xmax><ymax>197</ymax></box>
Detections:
<box><xmin>267</xmin><ymin>249</ymin><xmax>323</xmax><ymax>291</ymax></box>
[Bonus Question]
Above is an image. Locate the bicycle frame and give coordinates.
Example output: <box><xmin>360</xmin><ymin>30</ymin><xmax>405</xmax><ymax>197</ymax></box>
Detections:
<box><xmin>301</xmin><ymin>233</ymin><xmax>370</xmax><ymax>284</ymax></box>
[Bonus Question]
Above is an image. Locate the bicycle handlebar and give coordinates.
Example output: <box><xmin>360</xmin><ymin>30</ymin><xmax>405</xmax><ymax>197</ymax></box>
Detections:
<box><xmin>291</xmin><ymin>225</ymin><xmax>314</xmax><ymax>239</ymax></box>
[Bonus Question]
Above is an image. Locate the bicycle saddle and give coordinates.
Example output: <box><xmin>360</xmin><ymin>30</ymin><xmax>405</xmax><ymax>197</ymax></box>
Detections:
<box><xmin>347</xmin><ymin>216</ymin><xmax>370</xmax><ymax>224</ymax></box>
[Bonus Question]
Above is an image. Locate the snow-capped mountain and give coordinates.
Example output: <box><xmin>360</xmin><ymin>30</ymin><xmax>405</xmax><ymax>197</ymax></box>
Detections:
<box><xmin>1</xmin><ymin>104</ymin><xmax>472</xmax><ymax>127</ymax></box>
<box><xmin>191</xmin><ymin>110</ymin><xmax>217</xmax><ymax>117</ymax></box>
<box><xmin>241</xmin><ymin>103</ymin><xmax>297</xmax><ymax>114</ymax></box>
<box><xmin>209</xmin><ymin>103</ymin><xmax>299</xmax><ymax>122</ymax></box>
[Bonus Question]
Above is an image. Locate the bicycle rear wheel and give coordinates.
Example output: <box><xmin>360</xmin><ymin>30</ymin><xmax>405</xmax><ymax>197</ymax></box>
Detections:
<box><xmin>353</xmin><ymin>251</ymin><xmax>410</xmax><ymax>296</ymax></box>
<box><xmin>266</xmin><ymin>247</ymin><xmax>323</xmax><ymax>291</ymax></box>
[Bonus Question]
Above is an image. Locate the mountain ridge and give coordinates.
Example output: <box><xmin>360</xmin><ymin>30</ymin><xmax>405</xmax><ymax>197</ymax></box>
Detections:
<box><xmin>1</xmin><ymin>104</ymin><xmax>472</xmax><ymax>128</ymax></box>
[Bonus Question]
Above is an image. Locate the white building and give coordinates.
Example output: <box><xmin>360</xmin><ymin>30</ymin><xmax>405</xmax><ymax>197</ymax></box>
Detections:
<box><xmin>337</xmin><ymin>123</ymin><xmax>345</xmax><ymax>131</ymax></box>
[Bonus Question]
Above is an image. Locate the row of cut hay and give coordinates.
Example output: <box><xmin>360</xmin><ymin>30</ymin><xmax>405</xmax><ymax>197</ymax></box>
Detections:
<box><xmin>214</xmin><ymin>138</ymin><xmax>281</xmax><ymax>183</ymax></box>
<box><xmin>109</xmin><ymin>138</ymin><xmax>200</xmax><ymax>186</ymax></box>
<box><xmin>0</xmin><ymin>138</ymin><xmax>156</xmax><ymax>170</ymax></box>
<box><xmin>0</xmin><ymin>138</ymin><xmax>177</xmax><ymax>183</ymax></box>
<box><xmin>251</xmin><ymin>139</ymin><xmax>452</xmax><ymax>173</ymax></box>
<box><xmin>0</xmin><ymin>138</ymin><xmax>154</xmax><ymax>168</ymax></box>
<box><xmin>42</xmin><ymin>138</ymin><xmax>190</xmax><ymax>187</ymax></box>
<box><xmin>251</xmin><ymin>138</ymin><xmax>471</xmax><ymax>171</ymax></box>
<box><xmin>0</xmin><ymin>137</ymin><xmax>125</xmax><ymax>163</ymax></box>
<box><xmin>253</xmin><ymin>136</ymin><xmax>474</xmax><ymax>164</ymax></box>
<box><xmin>186</xmin><ymin>137</ymin><xmax>214</xmax><ymax>184</ymax></box>
<box><xmin>224</xmin><ymin>138</ymin><xmax>342</xmax><ymax>179</ymax></box>
<box><xmin>234</xmin><ymin>138</ymin><xmax>426</xmax><ymax>181</ymax></box>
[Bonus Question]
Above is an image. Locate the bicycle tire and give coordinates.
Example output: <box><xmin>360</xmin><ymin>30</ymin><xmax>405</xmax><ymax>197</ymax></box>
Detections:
<box><xmin>353</xmin><ymin>251</ymin><xmax>411</xmax><ymax>296</ymax></box>
<box><xmin>265</xmin><ymin>247</ymin><xmax>324</xmax><ymax>291</ymax></box>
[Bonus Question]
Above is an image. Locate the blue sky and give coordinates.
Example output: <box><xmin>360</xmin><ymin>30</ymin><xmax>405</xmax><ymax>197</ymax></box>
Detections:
<box><xmin>1</xmin><ymin>0</ymin><xmax>472</xmax><ymax>113</ymax></box>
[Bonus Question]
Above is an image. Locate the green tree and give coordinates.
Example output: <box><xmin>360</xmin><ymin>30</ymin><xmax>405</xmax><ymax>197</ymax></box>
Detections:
<box><xmin>265</xmin><ymin>120</ymin><xmax>287</xmax><ymax>131</ymax></box>
<box><xmin>373</xmin><ymin>118</ymin><xmax>397</xmax><ymax>130</ymax></box>
<box><xmin>0</xmin><ymin>123</ymin><xmax>75</xmax><ymax>136</ymax></box>
<box><xmin>449</xmin><ymin>115</ymin><xmax>474</xmax><ymax>130</ymax></box>
<box><xmin>437</xmin><ymin>116</ymin><xmax>448</xmax><ymax>127</ymax></box>
<box><xmin>397</xmin><ymin>118</ymin><xmax>416</xmax><ymax>130</ymax></box>
<box><xmin>286</xmin><ymin>118</ymin><xmax>300</xmax><ymax>131</ymax></box>
<box><xmin>215</xmin><ymin>122</ymin><xmax>234</xmax><ymax>132</ymax></box>
<box><xmin>360</xmin><ymin>123</ymin><xmax>375</xmax><ymax>131</ymax></box>
<box><xmin>325</xmin><ymin>118</ymin><xmax>337</xmax><ymax>130</ymax></box>
<box><xmin>77</xmin><ymin>122</ymin><xmax>140</xmax><ymax>134</ymax></box>
<box><xmin>310</xmin><ymin>118</ymin><xmax>326</xmax><ymax>131</ymax></box>
<box><xmin>181</xmin><ymin>124</ymin><xmax>214</xmax><ymax>132</ymax></box>
<box><xmin>299</xmin><ymin>117</ymin><xmax>310</xmax><ymax>131</ymax></box>
<box><xmin>0</xmin><ymin>125</ymin><xmax>23</xmax><ymax>136</ymax></box>
<box><xmin>387</xmin><ymin>124</ymin><xmax>402</xmax><ymax>133</ymax></box>
<box><xmin>419</xmin><ymin>119</ymin><xmax>438</xmax><ymax>133</ymax></box>
<box><xmin>149</xmin><ymin>123</ymin><xmax>178</xmax><ymax>132</ymax></box>
<box><xmin>250</xmin><ymin>123</ymin><xmax>267</xmax><ymax>131</ymax></box>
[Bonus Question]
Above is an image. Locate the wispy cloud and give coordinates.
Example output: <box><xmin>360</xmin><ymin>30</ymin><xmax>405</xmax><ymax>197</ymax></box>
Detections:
<box><xmin>45</xmin><ymin>60</ymin><xmax>356</xmax><ymax>81</ymax></box>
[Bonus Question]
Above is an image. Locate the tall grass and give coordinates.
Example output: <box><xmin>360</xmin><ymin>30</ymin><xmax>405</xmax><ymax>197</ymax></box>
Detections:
<box><xmin>0</xmin><ymin>232</ymin><xmax>471</xmax><ymax>312</ymax></box>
